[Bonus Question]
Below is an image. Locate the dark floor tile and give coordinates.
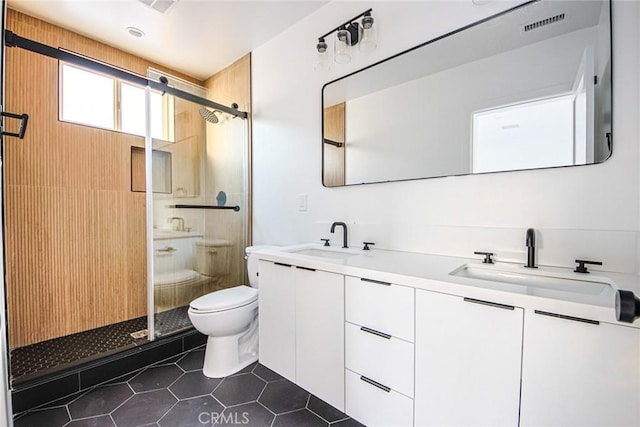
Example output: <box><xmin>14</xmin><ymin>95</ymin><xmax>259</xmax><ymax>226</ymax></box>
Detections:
<box><xmin>103</xmin><ymin>368</ymin><xmax>143</xmax><ymax>385</ymax></box>
<box><xmin>111</xmin><ymin>389</ymin><xmax>177</xmax><ymax>426</ymax></box>
<box><xmin>253</xmin><ymin>364</ymin><xmax>283</xmax><ymax>382</ymax></box>
<box><xmin>13</xmin><ymin>407</ymin><xmax>70</xmax><ymax>427</ymax></box>
<box><xmin>128</xmin><ymin>365</ymin><xmax>183</xmax><ymax>392</ymax></box>
<box><xmin>213</xmin><ymin>373</ymin><xmax>266</xmax><ymax>407</ymax></box>
<box><xmin>258</xmin><ymin>379</ymin><xmax>309</xmax><ymax>415</ymax></box>
<box><xmin>80</xmin><ymin>338</ymin><xmax>182</xmax><ymax>390</ymax></box>
<box><xmin>37</xmin><ymin>389</ymin><xmax>85</xmax><ymax>409</ymax></box>
<box><xmin>218</xmin><ymin>402</ymin><xmax>275</xmax><ymax>426</ymax></box>
<box><xmin>307</xmin><ymin>395</ymin><xmax>348</xmax><ymax>423</ymax></box>
<box><xmin>66</xmin><ymin>415</ymin><xmax>116</xmax><ymax>427</ymax></box>
<box><xmin>233</xmin><ymin>361</ymin><xmax>258</xmax><ymax>376</ymax></box>
<box><xmin>273</xmin><ymin>409</ymin><xmax>328</xmax><ymax>427</ymax></box>
<box><xmin>331</xmin><ymin>418</ymin><xmax>365</xmax><ymax>427</ymax></box>
<box><xmin>153</xmin><ymin>353</ymin><xmax>184</xmax><ymax>366</ymax></box>
<box><xmin>177</xmin><ymin>349</ymin><xmax>205</xmax><ymax>372</ymax></box>
<box><xmin>183</xmin><ymin>332</ymin><xmax>207</xmax><ymax>351</ymax></box>
<box><xmin>12</xmin><ymin>370</ymin><xmax>79</xmax><ymax>413</ymax></box>
<box><xmin>170</xmin><ymin>370</ymin><xmax>223</xmax><ymax>399</ymax></box>
<box><xmin>158</xmin><ymin>395</ymin><xmax>223</xmax><ymax>427</ymax></box>
<box><xmin>68</xmin><ymin>383</ymin><xmax>133</xmax><ymax>419</ymax></box>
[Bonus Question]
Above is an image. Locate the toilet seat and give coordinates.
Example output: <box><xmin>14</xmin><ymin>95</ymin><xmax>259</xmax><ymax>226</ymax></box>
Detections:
<box><xmin>189</xmin><ymin>285</ymin><xmax>258</xmax><ymax>313</ymax></box>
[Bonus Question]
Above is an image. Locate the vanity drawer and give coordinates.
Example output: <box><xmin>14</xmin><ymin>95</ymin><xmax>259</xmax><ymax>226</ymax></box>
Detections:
<box><xmin>345</xmin><ymin>322</ymin><xmax>414</xmax><ymax>397</ymax></box>
<box><xmin>345</xmin><ymin>369</ymin><xmax>413</xmax><ymax>427</ymax></box>
<box><xmin>345</xmin><ymin>275</ymin><xmax>414</xmax><ymax>342</ymax></box>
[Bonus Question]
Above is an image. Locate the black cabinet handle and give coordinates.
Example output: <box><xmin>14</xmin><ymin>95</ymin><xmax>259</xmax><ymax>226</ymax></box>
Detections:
<box><xmin>274</xmin><ymin>262</ymin><xmax>292</xmax><ymax>268</ymax></box>
<box><xmin>296</xmin><ymin>266</ymin><xmax>316</xmax><ymax>272</ymax></box>
<box><xmin>360</xmin><ymin>376</ymin><xmax>390</xmax><ymax>393</ymax></box>
<box><xmin>360</xmin><ymin>278</ymin><xmax>391</xmax><ymax>286</ymax></box>
<box><xmin>1</xmin><ymin>111</ymin><xmax>29</xmax><ymax>139</ymax></box>
<box><xmin>464</xmin><ymin>297</ymin><xmax>514</xmax><ymax>311</ymax></box>
<box><xmin>360</xmin><ymin>326</ymin><xmax>391</xmax><ymax>340</ymax></box>
<box><xmin>534</xmin><ymin>310</ymin><xmax>599</xmax><ymax>325</ymax></box>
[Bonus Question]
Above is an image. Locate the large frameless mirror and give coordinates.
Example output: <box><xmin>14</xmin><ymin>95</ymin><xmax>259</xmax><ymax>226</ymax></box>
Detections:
<box><xmin>322</xmin><ymin>0</ymin><xmax>612</xmax><ymax>186</ymax></box>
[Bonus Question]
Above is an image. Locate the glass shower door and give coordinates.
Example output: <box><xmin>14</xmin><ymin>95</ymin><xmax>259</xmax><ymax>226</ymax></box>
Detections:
<box><xmin>149</xmin><ymin>90</ymin><xmax>247</xmax><ymax>338</ymax></box>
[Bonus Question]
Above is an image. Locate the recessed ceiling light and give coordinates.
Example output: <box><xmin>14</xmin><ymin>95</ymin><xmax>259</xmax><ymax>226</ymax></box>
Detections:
<box><xmin>126</xmin><ymin>27</ymin><xmax>145</xmax><ymax>38</ymax></box>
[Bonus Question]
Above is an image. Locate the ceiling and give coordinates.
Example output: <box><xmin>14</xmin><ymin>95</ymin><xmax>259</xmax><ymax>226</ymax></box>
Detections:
<box><xmin>7</xmin><ymin>0</ymin><xmax>328</xmax><ymax>80</ymax></box>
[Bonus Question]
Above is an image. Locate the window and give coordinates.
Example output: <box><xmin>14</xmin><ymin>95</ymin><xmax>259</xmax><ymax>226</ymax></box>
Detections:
<box><xmin>60</xmin><ymin>63</ymin><xmax>174</xmax><ymax>141</ymax></box>
<box><xmin>471</xmin><ymin>95</ymin><xmax>575</xmax><ymax>173</ymax></box>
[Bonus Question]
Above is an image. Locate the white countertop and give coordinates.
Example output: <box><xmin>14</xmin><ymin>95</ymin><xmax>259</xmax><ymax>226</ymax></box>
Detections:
<box><xmin>254</xmin><ymin>243</ymin><xmax>640</xmax><ymax>328</ymax></box>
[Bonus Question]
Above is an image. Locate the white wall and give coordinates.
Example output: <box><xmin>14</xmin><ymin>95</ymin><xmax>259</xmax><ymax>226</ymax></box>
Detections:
<box><xmin>252</xmin><ymin>0</ymin><xmax>640</xmax><ymax>274</ymax></box>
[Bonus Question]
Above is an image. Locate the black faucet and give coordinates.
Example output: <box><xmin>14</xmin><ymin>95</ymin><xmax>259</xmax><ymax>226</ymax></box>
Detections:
<box><xmin>330</xmin><ymin>222</ymin><xmax>348</xmax><ymax>248</ymax></box>
<box><xmin>525</xmin><ymin>228</ymin><xmax>537</xmax><ymax>268</ymax></box>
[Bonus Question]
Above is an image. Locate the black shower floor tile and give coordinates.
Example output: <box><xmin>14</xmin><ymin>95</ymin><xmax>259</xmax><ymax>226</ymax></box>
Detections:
<box><xmin>154</xmin><ymin>306</ymin><xmax>192</xmax><ymax>337</ymax></box>
<box><xmin>10</xmin><ymin>316</ymin><xmax>148</xmax><ymax>384</ymax></box>
<box><xmin>13</xmin><ymin>346</ymin><xmax>360</xmax><ymax>427</ymax></box>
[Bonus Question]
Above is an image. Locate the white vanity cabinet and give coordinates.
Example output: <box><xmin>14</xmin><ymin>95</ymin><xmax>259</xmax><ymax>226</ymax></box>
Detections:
<box><xmin>520</xmin><ymin>309</ymin><xmax>640</xmax><ymax>427</ymax></box>
<box><xmin>295</xmin><ymin>267</ymin><xmax>344</xmax><ymax>411</ymax></box>
<box><xmin>258</xmin><ymin>260</ymin><xmax>296</xmax><ymax>381</ymax></box>
<box><xmin>258</xmin><ymin>260</ymin><xmax>345</xmax><ymax>411</ymax></box>
<box><xmin>415</xmin><ymin>290</ymin><xmax>523</xmax><ymax>427</ymax></box>
<box><xmin>345</xmin><ymin>276</ymin><xmax>415</xmax><ymax>427</ymax></box>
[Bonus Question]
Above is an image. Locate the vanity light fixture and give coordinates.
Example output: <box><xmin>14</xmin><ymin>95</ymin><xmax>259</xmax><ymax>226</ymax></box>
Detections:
<box><xmin>316</xmin><ymin>8</ymin><xmax>376</xmax><ymax>69</ymax></box>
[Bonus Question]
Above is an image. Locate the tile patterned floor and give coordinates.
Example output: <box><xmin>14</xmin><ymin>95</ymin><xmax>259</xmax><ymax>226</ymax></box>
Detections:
<box><xmin>11</xmin><ymin>308</ymin><xmax>193</xmax><ymax>384</ymax></box>
<box><xmin>14</xmin><ymin>347</ymin><xmax>364</xmax><ymax>427</ymax></box>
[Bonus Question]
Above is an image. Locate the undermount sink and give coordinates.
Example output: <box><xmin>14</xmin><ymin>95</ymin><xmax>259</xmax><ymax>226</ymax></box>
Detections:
<box><xmin>450</xmin><ymin>263</ymin><xmax>610</xmax><ymax>295</ymax></box>
<box><xmin>287</xmin><ymin>247</ymin><xmax>360</xmax><ymax>259</ymax></box>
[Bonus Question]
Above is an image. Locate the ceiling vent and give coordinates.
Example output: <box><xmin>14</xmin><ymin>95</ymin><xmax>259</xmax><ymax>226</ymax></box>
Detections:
<box><xmin>138</xmin><ymin>0</ymin><xmax>178</xmax><ymax>14</ymax></box>
<box><xmin>522</xmin><ymin>13</ymin><xmax>565</xmax><ymax>32</ymax></box>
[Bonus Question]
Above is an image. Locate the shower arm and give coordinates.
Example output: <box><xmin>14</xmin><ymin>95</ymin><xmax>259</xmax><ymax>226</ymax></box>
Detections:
<box><xmin>3</xmin><ymin>30</ymin><xmax>248</xmax><ymax>120</ymax></box>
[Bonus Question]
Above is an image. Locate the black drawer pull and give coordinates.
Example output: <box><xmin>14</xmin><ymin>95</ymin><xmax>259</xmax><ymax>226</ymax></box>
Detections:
<box><xmin>534</xmin><ymin>310</ymin><xmax>599</xmax><ymax>325</ymax></box>
<box><xmin>464</xmin><ymin>297</ymin><xmax>514</xmax><ymax>311</ymax></box>
<box><xmin>360</xmin><ymin>376</ymin><xmax>390</xmax><ymax>393</ymax></box>
<box><xmin>360</xmin><ymin>278</ymin><xmax>391</xmax><ymax>286</ymax></box>
<box><xmin>274</xmin><ymin>262</ymin><xmax>292</xmax><ymax>268</ymax></box>
<box><xmin>360</xmin><ymin>326</ymin><xmax>391</xmax><ymax>340</ymax></box>
<box><xmin>296</xmin><ymin>266</ymin><xmax>316</xmax><ymax>272</ymax></box>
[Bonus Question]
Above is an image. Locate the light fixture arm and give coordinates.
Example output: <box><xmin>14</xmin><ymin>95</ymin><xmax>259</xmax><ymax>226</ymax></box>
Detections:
<box><xmin>318</xmin><ymin>8</ymin><xmax>373</xmax><ymax>42</ymax></box>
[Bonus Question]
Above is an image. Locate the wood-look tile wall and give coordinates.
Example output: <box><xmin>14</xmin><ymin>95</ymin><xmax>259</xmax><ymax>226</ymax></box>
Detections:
<box><xmin>4</xmin><ymin>10</ymin><xmax>204</xmax><ymax>349</ymax></box>
<box><xmin>204</xmin><ymin>54</ymin><xmax>251</xmax><ymax>286</ymax></box>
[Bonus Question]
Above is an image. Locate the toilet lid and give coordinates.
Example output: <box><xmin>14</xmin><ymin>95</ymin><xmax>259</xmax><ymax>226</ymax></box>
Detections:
<box><xmin>190</xmin><ymin>286</ymin><xmax>258</xmax><ymax>312</ymax></box>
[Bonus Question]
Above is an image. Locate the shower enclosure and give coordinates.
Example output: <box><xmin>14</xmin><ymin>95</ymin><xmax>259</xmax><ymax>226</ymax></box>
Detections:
<box><xmin>2</xmin><ymin>23</ymin><xmax>249</xmax><ymax>385</ymax></box>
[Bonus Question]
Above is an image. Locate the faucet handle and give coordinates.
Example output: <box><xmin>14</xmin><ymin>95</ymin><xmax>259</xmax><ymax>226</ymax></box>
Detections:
<box><xmin>474</xmin><ymin>251</ymin><xmax>494</xmax><ymax>264</ymax></box>
<box><xmin>363</xmin><ymin>242</ymin><xmax>375</xmax><ymax>250</ymax></box>
<box><xmin>574</xmin><ymin>259</ymin><xmax>602</xmax><ymax>274</ymax></box>
<box><xmin>320</xmin><ymin>238</ymin><xmax>330</xmax><ymax>247</ymax></box>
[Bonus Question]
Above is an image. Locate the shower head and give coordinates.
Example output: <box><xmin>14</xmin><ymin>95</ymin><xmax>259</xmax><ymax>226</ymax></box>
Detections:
<box><xmin>199</xmin><ymin>108</ymin><xmax>220</xmax><ymax>124</ymax></box>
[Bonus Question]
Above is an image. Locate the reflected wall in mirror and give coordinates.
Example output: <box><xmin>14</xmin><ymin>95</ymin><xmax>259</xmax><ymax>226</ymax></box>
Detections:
<box><xmin>322</xmin><ymin>0</ymin><xmax>612</xmax><ymax>187</ymax></box>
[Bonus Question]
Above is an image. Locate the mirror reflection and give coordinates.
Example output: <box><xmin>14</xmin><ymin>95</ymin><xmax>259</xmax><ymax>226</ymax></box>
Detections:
<box><xmin>322</xmin><ymin>0</ymin><xmax>612</xmax><ymax>186</ymax></box>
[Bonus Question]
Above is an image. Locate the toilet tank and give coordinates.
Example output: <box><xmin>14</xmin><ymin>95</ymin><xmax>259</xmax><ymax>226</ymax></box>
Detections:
<box><xmin>195</xmin><ymin>239</ymin><xmax>232</xmax><ymax>277</ymax></box>
<box><xmin>245</xmin><ymin>245</ymin><xmax>277</xmax><ymax>288</ymax></box>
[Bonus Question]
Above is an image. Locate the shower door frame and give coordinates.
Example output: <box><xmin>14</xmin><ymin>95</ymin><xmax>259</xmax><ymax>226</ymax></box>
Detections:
<box><xmin>0</xmin><ymin>1</ymin><xmax>13</xmax><ymax>424</ymax></box>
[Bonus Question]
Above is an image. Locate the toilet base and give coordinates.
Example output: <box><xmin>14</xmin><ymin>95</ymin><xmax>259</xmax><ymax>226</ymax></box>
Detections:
<box><xmin>202</xmin><ymin>316</ymin><xmax>259</xmax><ymax>378</ymax></box>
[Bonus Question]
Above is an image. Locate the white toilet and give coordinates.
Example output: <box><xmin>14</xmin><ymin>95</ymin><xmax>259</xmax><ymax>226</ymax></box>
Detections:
<box><xmin>188</xmin><ymin>245</ymin><xmax>271</xmax><ymax>378</ymax></box>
